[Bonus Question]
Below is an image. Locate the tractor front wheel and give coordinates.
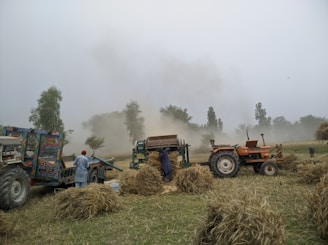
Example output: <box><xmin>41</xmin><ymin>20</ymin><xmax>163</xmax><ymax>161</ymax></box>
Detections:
<box><xmin>260</xmin><ymin>161</ymin><xmax>279</xmax><ymax>176</ymax></box>
<box><xmin>211</xmin><ymin>151</ymin><xmax>240</xmax><ymax>178</ymax></box>
<box><xmin>0</xmin><ymin>167</ymin><xmax>30</xmax><ymax>210</ymax></box>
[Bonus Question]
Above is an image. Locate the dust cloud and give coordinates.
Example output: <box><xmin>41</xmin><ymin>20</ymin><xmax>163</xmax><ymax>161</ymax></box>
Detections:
<box><xmin>63</xmin><ymin>103</ymin><xmax>323</xmax><ymax>158</ymax></box>
<box><xmin>63</xmin><ymin>104</ymin><xmax>239</xmax><ymax>157</ymax></box>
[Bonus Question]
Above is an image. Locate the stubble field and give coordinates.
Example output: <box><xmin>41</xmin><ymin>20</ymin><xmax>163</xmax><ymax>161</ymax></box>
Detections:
<box><xmin>0</xmin><ymin>142</ymin><xmax>328</xmax><ymax>245</ymax></box>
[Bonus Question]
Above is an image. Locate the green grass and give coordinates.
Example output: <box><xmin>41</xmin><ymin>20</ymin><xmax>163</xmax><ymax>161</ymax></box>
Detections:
<box><xmin>1</xmin><ymin>145</ymin><xmax>328</xmax><ymax>245</ymax></box>
<box><xmin>282</xmin><ymin>141</ymin><xmax>328</xmax><ymax>156</ymax></box>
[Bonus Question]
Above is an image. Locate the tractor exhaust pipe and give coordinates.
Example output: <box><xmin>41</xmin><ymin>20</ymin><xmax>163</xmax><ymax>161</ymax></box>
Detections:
<box><xmin>260</xmin><ymin>133</ymin><xmax>266</xmax><ymax>146</ymax></box>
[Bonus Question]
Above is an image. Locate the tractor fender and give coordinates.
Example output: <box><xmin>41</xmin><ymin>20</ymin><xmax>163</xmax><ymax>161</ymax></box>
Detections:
<box><xmin>211</xmin><ymin>147</ymin><xmax>235</xmax><ymax>155</ymax></box>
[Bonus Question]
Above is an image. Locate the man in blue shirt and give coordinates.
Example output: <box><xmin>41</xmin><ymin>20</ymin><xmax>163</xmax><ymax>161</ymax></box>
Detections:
<box><xmin>74</xmin><ymin>150</ymin><xmax>89</xmax><ymax>188</ymax></box>
<box><xmin>159</xmin><ymin>148</ymin><xmax>172</xmax><ymax>182</ymax></box>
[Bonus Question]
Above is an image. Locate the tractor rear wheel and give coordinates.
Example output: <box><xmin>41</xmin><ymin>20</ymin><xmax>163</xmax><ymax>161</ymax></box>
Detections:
<box><xmin>0</xmin><ymin>167</ymin><xmax>30</xmax><ymax>210</ymax></box>
<box><xmin>211</xmin><ymin>151</ymin><xmax>240</xmax><ymax>177</ymax></box>
<box><xmin>260</xmin><ymin>161</ymin><xmax>279</xmax><ymax>176</ymax></box>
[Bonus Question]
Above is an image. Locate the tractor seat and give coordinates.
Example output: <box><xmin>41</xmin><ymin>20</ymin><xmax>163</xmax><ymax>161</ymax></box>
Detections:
<box><xmin>245</xmin><ymin>140</ymin><xmax>258</xmax><ymax>148</ymax></box>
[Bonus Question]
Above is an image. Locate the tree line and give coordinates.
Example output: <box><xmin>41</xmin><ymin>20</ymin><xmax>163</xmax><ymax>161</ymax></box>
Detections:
<box><xmin>1</xmin><ymin>86</ymin><xmax>327</xmax><ymax>153</ymax></box>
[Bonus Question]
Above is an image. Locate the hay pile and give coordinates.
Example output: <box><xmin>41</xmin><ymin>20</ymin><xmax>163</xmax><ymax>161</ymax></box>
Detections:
<box><xmin>119</xmin><ymin>169</ymin><xmax>138</xmax><ymax>195</ymax></box>
<box><xmin>307</xmin><ymin>174</ymin><xmax>328</xmax><ymax>239</ymax></box>
<box><xmin>147</xmin><ymin>151</ymin><xmax>180</xmax><ymax>180</ymax></box>
<box><xmin>318</xmin><ymin>154</ymin><xmax>328</xmax><ymax>163</ymax></box>
<box><xmin>297</xmin><ymin>163</ymin><xmax>328</xmax><ymax>184</ymax></box>
<box><xmin>194</xmin><ymin>194</ymin><xmax>285</xmax><ymax>245</ymax></box>
<box><xmin>281</xmin><ymin>154</ymin><xmax>298</xmax><ymax>171</ymax></box>
<box><xmin>135</xmin><ymin>165</ymin><xmax>164</xmax><ymax>195</ymax></box>
<box><xmin>53</xmin><ymin>183</ymin><xmax>122</xmax><ymax>220</ymax></box>
<box><xmin>283</xmin><ymin>154</ymin><xmax>328</xmax><ymax>173</ymax></box>
<box><xmin>176</xmin><ymin>165</ymin><xmax>214</xmax><ymax>194</ymax></box>
<box><xmin>0</xmin><ymin>211</ymin><xmax>12</xmax><ymax>235</ymax></box>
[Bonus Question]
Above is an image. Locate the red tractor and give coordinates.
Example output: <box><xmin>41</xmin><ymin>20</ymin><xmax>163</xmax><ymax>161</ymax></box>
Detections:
<box><xmin>207</xmin><ymin>133</ymin><xmax>284</xmax><ymax>178</ymax></box>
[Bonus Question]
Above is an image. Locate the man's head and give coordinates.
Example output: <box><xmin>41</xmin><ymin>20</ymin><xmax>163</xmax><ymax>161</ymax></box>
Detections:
<box><xmin>81</xmin><ymin>150</ymin><xmax>87</xmax><ymax>155</ymax></box>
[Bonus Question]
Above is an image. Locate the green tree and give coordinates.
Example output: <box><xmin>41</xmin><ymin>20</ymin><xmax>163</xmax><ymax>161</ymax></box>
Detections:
<box><xmin>63</xmin><ymin>129</ymin><xmax>74</xmax><ymax>145</ymax></box>
<box><xmin>315</xmin><ymin>122</ymin><xmax>328</xmax><ymax>141</ymax></box>
<box><xmin>124</xmin><ymin>101</ymin><xmax>145</xmax><ymax>144</ymax></box>
<box><xmin>272</xmin><ymin>116</ymin><xmax>291</xmax><ymax>129</ymax></box>
<box><xmin>206</xmin><ymin>106</ymin><xmax>223</xmax><ymax>134</ymax></box>
<box><xmin>29</xmin><ymin>86</ymin><xmax>64</xmax><ymax>132</ymax></box>
<box><xmin>85</xmin><ymin>136</ymin><xmax>104</xmax><ymax>155</ymax></box>
<box><xmin>272</xmin><ymin>116</ymin><xmax>293</xmax><ymax>141</ymax></box>
<box><xmin>255</xmin><ymin>102</ymin><xmax>271</xmax><ymax>129</ymax></box>
<box><xmin>293</xmin><ymin>115</ymin><xmax>326</xmax><ymax>140</ymax></box>
<box><xmin>160</xmin><ymin>105</ymin><xmax>192</xmax><ymax>125</ymax></box>
<box><xmin>207</xmin><ymin>107</ymin><xmax>218</xmax><ymax>130</ymax></box>
<box><xmin>218</xmin><ymin>118</ymin><xmax>223</xmax><ymax>132</ymax></box>
<box><xmin>299</xmin><ymin>115</ymin><xmax>325</xmax><ymax>130</ymax></box>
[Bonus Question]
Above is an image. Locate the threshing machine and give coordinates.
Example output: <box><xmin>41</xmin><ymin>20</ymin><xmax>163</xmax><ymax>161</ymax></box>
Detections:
<box><xmin>130</xmin><ymin>134</ymin><xmax>191</xmax><ymax>169</ymax></box>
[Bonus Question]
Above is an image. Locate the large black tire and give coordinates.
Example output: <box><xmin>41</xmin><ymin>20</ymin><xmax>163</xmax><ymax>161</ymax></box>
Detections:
<box><xmin>260</xmin><ymin>161</ymin><xmax>279</xmax><ymax>176</ymax></box>
<box><xmin>211</xmin><ymin>151</ymin><xmax>240</xmax><ymax>177</ymax></box>
<box><xmin>89</xmin><ymin>169</ymin><xmax>98</xmax><ymax>183</ymax></box>
<box><xmin>0</xmin><ymin>167</ymin><xmax>30</xmax><ymax>210</ymax></box>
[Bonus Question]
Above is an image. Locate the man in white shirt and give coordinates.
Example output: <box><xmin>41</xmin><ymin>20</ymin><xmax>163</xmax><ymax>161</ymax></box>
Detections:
<box><xmin>73</xmin><ymin>150</ymin><xmax>89</xmax><ymax>188</ymax></box>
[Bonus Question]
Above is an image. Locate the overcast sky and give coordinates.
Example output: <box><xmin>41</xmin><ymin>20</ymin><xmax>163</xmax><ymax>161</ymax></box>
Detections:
<box><xmin>1</xmin><ymin>0</ymin><xmax>328</xmax><ymax>134</ymax></box>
